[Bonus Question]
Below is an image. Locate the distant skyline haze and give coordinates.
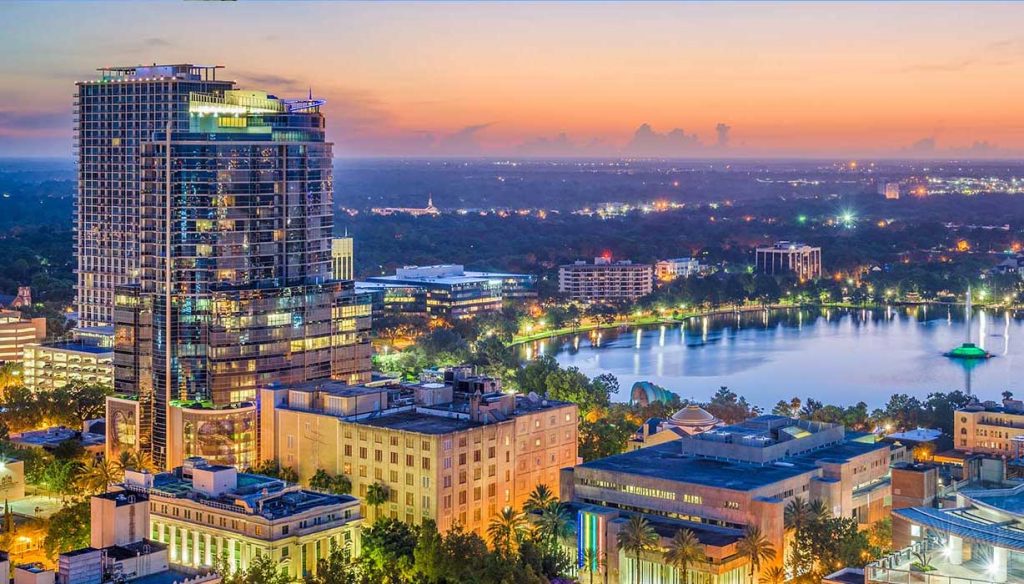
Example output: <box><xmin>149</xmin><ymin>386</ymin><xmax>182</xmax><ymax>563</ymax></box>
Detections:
<box><xmin>1</xmin><ymin>1</ymin><xmax>1022</xmax><ymax>158</ymax></box>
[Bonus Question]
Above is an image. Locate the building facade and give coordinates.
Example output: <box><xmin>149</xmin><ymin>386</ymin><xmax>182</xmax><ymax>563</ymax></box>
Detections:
<box><xmin>954</xmin><ymin>398</ymin><xmax>1024</xmax><ymax>455</ymax></box>
<box><xmin>260</xmin><ymin>369</ymin><xmax>578</xmax><ymax>536</ymax></box>
<box><xmin>754</xmin><ymin>242</ymin><xmax>822</xmax><ymax>281</ymax></box>
<box><xmin>101</xmin><ymin>67</ymin><xmax>372</xmax><ymax>470</ymax></box>
<box><xmin>0</xmin><ymin>311</ymin><xmax>45</xmax><ymax>364</ymax></box>
<box><xmin>331</xmin><ymin>237</ymin><xmax>354</xmax><ymax>281</ymax></box>
<box><xmin>363</xmin><ymin>265</ymin><xmax>535</xmax><ymax>320</ymax></box>
<box><xmin>561</xmin><ymin>416</ymin><xmax>903</xmax><ymax>583</ymax></box>
<box><xmin>75</xmin><ymin>65</ymin><xmax>234</xmax><ymax>328</ymax></box>
<box><xmin>558</xmin><ymin>258</ymin><xmax>653</xmax><ymax>302</ymax></box>
<box><xmin>654</xmin><ymin>258</ymin><xmax>700</xmax><ymax>282</ymax></box>
<box><xmin>21</xmin><ymin>342</ymin><xmax>113</xmax><ymax>390</ymax></box>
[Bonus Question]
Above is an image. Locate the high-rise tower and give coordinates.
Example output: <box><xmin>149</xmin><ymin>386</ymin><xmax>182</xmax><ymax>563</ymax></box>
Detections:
<box><xmin>100</xmin><ymin>67</ymin><xmax>371</xmax><ymax>470</ymax></box>
<box><xmin>75</xmin><ymin>65</ymin><xmax>233</xmax><ymax>328</ymax></box>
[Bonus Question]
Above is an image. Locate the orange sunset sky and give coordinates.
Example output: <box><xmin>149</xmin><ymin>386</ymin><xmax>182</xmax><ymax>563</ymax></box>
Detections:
<box><xmin>2</xmin><ymin>1</ymin><xmax>1023</xmax><ymax>157</ymax></box>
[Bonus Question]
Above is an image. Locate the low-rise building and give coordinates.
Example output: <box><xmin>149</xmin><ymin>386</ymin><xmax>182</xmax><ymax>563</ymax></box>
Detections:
<box><xmin>260</xmin><ymin>368</ymin><xmax>578</xmax><ymax>536</ymax></box>
<box><xmin>558</xmin><ymin>258</ymin><xmax>653</xmax><ymax>302</ymax></box>
<box><xmin>21</xmin><ymin>341</ymin><xmax>113</xmax><ymax>390</ymax></box>
<box><xmin>561</xmin><ymin>415</ymin><xmax>905</xmax><ymax>583</ymax></box>
<box><xmin>0</xmin><ymin>310</ymin><xmax>45</xmax><ymax>364</ymax></box>
<box><xmin>118</xmin><ymin>457</ymin><xmax>362</xmax><ymax>580</ymax></box>
<box><xmin>628</xmin><ymin>404</ymin><xmax>721</xmax><ymax>451</ymax></box>
<box><xmin>363</xmin><ymin>265</ymin><xmax>536</xmax><ymax>320</ymax></box>
<box><xmin>11</xmin><ymin>424</ymin><xmax>105</xmax><ymax>455</ymax></box>
<box><xmin>654</xmin><ymin>258</ymin><xmax>700</xmax><ymax>282</ymax></box>
<box><xmin>754</xmin><ymin>241</ymin><xmax>822</xmax><ymax>281</ymax></box>
<box><xmin>955</xmin><ymin>398</ymin><xmax>1024</xmax><ymax>455</ymax></box>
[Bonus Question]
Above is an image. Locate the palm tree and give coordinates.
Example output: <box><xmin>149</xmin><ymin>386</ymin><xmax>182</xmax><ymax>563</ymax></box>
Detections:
<box><xmin>536</xmin><ymin>501</ymin><xmax>572</xmax><ymax>547</ymax></box>
<box><xmin>616</xmin><ymin>515</ymin><xmax>658</xmax><ymax>584</ymax></box>
<box><xmin>783</xmin><ymin>497</ymin><xmax>811</xmax><ymax>533</ymax></box>
<box><xmin>77</xmin><ymin>459</ymin><xmax>115</xmax><ymax>494</ymax></box>
<box><xmin>524</xmin><ymin>483</ymin><xmax>555</xmax><ymax>513</ymax></box>
<box><xmin>764</xmin><ymin>565</ymin><xmax>786</xmax><ymax>584</ymax></box>
<box><xmin>365</xmin><ymin>482</ymin><xmax>389</xmax><ymax>523</ymax></box>
<box><xmin>737</xmin><ymin>525</ymin><xmax>777</xmax><ymax>581</ymax></box>
<box><xmin>663</xmin><ymin>528</ymin><xmax>703</xmax><ymax>584</ymax></box>
<box><xmin>580</xmin><ymin>548</ymin><xmax>606</xmax><ymax>584</ymax></box>
<box><xmin>488</xmin><ymin>506</ymin><xmax>526</xmax><ymax>556</ymax></box>
<box><xmin>808</xmin><ymin>499</ymin><xmax>831</xmax><ymax>521</ymax></box>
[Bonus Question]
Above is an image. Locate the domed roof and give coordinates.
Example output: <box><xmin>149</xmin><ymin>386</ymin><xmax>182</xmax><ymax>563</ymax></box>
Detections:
<box><xmin>667</xmin><ymin>404</ymin><xmax>719</xmax><ymax>427</ymax></box>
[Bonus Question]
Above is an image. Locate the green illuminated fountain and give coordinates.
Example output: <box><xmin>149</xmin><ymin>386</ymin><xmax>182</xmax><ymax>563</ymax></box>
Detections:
<box><xmin>945</xmin><ymin>286</ymin><xmax>992</xmax><ymax>360</ymax></box>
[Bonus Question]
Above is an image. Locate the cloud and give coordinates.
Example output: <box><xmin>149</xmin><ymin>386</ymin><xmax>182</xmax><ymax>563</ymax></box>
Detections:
<box><xmin>435</xmin><ymin>123</ymin><xmax>493</xmax><ymax>155</ymax></box>
<box><xmin>715</xmin><ymin>123</ymin><xmax>731</xmax><ymax>148</ymax></box>
<box><xmin>904</xmin><ymin>137</ymin><xmax>936</xmax><ymax>155</ymax></box>
<box><xmin>0</xmin><ymin>109</ymin><xmax>68</xmax><ymax>137</ymax></box>
<box><xmin>515</xmin><ymin>133</ymin><xmax>614</xmax><ymax>157</ymax></box>
<box><xmin>235</xmin><ymin>71</ymin><xmax>303</xmax><ymax>92</ymax></box>
<box><xmin>625</xmin><ymin>123</ymin><xmax>703</xmax><ymax>156</ymax></box>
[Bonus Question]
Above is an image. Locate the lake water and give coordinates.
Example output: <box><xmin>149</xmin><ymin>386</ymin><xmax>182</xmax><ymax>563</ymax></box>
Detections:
<box><xmin>518</xmin><ymin>306</ymin><xmax>1024</xmax><ymax>409</ymax></box>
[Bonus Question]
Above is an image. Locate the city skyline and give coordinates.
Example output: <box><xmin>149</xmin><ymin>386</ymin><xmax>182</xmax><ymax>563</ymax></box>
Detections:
<box><xmin>2</xmin><ymin>2</ymin><xmax>1024</xmax><ymax>158</ymax></box>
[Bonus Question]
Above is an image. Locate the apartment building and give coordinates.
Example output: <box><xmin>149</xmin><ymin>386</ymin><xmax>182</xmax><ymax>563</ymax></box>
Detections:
<box><xmin>558</xmin><ymin>258</ymin><xmax>653</xmax><ymax>302</ymax></box>
<box><xmin>954</xmin><ymin>398</ymin><xmax>1024</xmax><ymax>455</ymax></box>
<box><xmin>0</xmin><ymin>310</ymin><xmax>45</xmax><ymax>364</ymax></box>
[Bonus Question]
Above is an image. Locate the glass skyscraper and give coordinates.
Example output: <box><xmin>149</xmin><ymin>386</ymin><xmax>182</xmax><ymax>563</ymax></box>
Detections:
<box><xmin>91</xmin><ymin>66</ymin><xmax>371</xmax><ymax>470</ymax></box>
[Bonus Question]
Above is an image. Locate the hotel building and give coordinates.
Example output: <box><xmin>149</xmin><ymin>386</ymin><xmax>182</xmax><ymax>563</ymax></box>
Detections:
<box><xmin>562</xmin><ymin>415</ymin><xmax>903</xmax><ymax>584</ymax></box>
<box><xmin>259</xmin><ymin>368</ymin><xmax>578</xmax><ymax>536</ymax></box>
<box><xmin>558</xmin><ymin>258</ymin><xmax>653</xmax><ymax>302</ymax></box>
<box><xmin>96</xmin><ymin>64</ymin><xmax>371</xmax><ymax>471</ymax></box>
<box><xmin>754</xmin><ymin>241</ymin><xmax>822</xmax><ymax>281</ymax></box>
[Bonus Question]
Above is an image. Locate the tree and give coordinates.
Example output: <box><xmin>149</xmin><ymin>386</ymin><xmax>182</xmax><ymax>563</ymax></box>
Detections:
<box><xmin>580</xmin><ymin>548</ymin><xmax>606</xmax><ymax>584</ymax></box>
<box><xmin>0</xmin><ymin>362</ymin><xmax>22</xmax><ymax>393</ymax></box>
<box><xmin>544</xmin><ymin>367</ymin><xmax>610</xmax><ymax>415</ymax></box>
<box><xmin>219</xmin><ymin>553</ymin><xmax>291</xmax><ymax>584</ymax></box>
<box><xmin>309</xmin><ymin>469</ymin><xmax>353</xmax><ymax>495</ymax></box>
<box><xmin>516</xmin><ymin>355</ymin><xmax>558</xmax><ymax>395</ymax></box>
<box><xmin>912</xmin><ymin>442</ymin><xmax>936</xmax><ymax>462</ymax></box>
<box><xmin>77</xmin><ymin>459</ymin><xmax>116</xmax><ymax>495</ymax></box>
<box><xmin>737</xmin><ymin>525</ymin><xmax>776</xmax><ymax>580</ymax></box>
<box><xmin>247</xmin><ymin>460</ymin><xmax>298</xmax><ymax>483</ymax></box>
<box><xmin>663</xmin><ymin>528</ymin><xmax>703</xmax><ymax>584</ymax></box>
<box><xmin>764</xmin><ymin>565</ymin><xmax>786</xmax><ymax>584</ymax></box>
<box><xmin>361</xmin><ymin>517</ymin><xmax>418</xmax><ymax>583</ymax></box>
<box><xmin>305</xmin><ymin>539</ymin><xmax>360</xmax><ymax>584</ymax></box>
<box><xmin>487</xmin><ymin>506</ymin><xmax>526</xmax><ymax>556</ymax></box>
<box><xmin>524</xmin><ymin>483</ymin><xmax>555</xmax><ymax>513</ymax></box>
<box><xmin>43</xmin><ymin>501</ymin><xmax>90</xmax><ymax>559</ymax></box>
<box><xmin>616</xmin><ymin>515</ymin><xmax>658</xmax><ymax>584</ymax></box>
<box><xmin>784</xmin><ymin>497</ymin><xmax>811</xmax><ymax>533</ymax></box>
<box><xmin>39</xmin><ymin>458</ymin><xmax>81</xmax><ymax>502</ymax></box>
<box><xmin>365</xmin><ymin>482</ymin><xmax>390</xmax><ymax>523</ymax></box>
<box><xmin>534</xmin><ymin>501</ymin><xmax>571</xmax><ymax>549</ymax></box>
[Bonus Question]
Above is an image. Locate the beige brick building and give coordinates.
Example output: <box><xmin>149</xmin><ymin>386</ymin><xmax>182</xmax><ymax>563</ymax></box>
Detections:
<box><xmin>260</xmin><ymin>371</ymin><xmax>578</xmax><ymax>535</ymax></box>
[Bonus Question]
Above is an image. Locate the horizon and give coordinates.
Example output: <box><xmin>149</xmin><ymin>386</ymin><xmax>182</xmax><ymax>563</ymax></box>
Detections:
<box><xmin>3</xmin><ymin>2</ymin><xmax>1024</xmax><ymax>158</ymax></box>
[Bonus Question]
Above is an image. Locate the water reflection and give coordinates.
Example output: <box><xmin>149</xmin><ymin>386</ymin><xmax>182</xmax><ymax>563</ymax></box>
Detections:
<box><xmin>520</xmin><ymin>307</ymin><xmax>1023</xmax><ymax>408</ymax></box>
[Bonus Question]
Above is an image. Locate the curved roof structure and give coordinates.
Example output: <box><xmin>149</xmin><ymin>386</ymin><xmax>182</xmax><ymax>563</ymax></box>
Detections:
<box><xmin>667</xmin><ymin>404</ymin><xmax>720</xmax><ymax>429</ymax></box>
<box><xmin>630</xmin><ymin>381</ymin><xmax>678</xmax><ymax>407</ymax></box>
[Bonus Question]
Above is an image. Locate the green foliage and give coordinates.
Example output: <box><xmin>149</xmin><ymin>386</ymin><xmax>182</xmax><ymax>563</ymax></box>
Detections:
<box><xmin>309</xmin><ymin>469</ymin><xmax>352</xmax><ymax>495</ymax></box>
<box><xmin>616</xmin><ymin>515</ymin><xmax>659</xmax><ymax>584</ymax></box>
<box><xmin>577</xmin><ymin>405</ymin><xmax>635</xmax><ymax>462</ymax></box>
<box><xmin>703</xmin><ymin>387</ymin><xmax>761</xmax><ymax>424</ymax></box>
<box><xmin>787</xmin><ymin>501</ymin><xmax>873</xmax><ymax>582</ymax></box>
<box><xmin>305</xmin><ymin>540</ymin><xmax>362</xmax><ymax>584</ymax></box>
<box><xmin>0</xmin><ymin>381</ymin><xmax>112</xmax><ymax>433</ymax></box>
<box><xmin>246</xmin><ymin>460</ymin><xmax>298</xmax><ymax>483</ymax></box>
<box><xmin>361</xmin><ymin>517</ymin><xmax>418</xmax><ymax>583</ymax></box>
<box><xmin>219</xmin><ymin>553</ymin><xmax>291</xmax><ymax>584</ymax></box>
<box><xmin>44</xmin><ymin>501</ymin><xmax>90</xmax><ymax>559</ymax></box>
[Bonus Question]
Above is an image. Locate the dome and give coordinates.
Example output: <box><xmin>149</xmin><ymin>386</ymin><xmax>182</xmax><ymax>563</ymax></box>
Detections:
<box><xmin>667</xmin><ymin>404</ymin><xmax>719</xmax><ymax>428</ymax></box>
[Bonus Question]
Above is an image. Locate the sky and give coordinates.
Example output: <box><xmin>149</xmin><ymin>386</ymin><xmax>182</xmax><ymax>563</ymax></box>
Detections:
<box><xmin>2</xmin><ymin>1</ymin><xmax>1024</xmax><ymax>158</ymax></box>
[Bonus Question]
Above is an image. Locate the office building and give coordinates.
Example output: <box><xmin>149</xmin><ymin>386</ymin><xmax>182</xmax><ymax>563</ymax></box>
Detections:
<box><xmin>654</xmin><ymin>258</ymin><xmax>700</xmax><ymax>282</ymax></box>
<box><xmin>75</xmin><ymin>65</ymin><xmax>235</xmax><ymax>328</ymax></box>
<box><xmin>868</xmin><ymin>480</ymin><xmax>1024</xmax><ymax>583</ymax></box>
<box><xmin>260</xmin><ymin>367</ymin><xmax>578</xmax><ymax>536</ymax></box>
<box><xmin>558</xmin><ymin>258</ymin><xmax>653</xmax><ymax>302</ymax></box>
<box><xmin>114</xmin><ymin>458</ymin><xmax>362</xmax><ymax>580</ymax></box>
<box><xmin>363</xmin><ymin>265</ymin><xmax>536</xmax><ymax>320</ymax></box>
<box><xmin>561</xmin><ymin>415</ymin><xmax>903</xmax><ymax>584</ymax></box>
<box><xmin>0</xmin><ymin>311</ymin><xmax>45</xmax><ymax>364</ymax></box>
<box><xmin>883</xmin><ymin>182</ymin><xmax>900</xmax><ymax>200</ymax></box>
<box><xmin>331</xmin><ymin>237</ymin><xmax>354</xmax><ymax>281</ymax></box>
<box><xmin>100</xmin><ymin>65</ymin><xmax>371</xmax><ymax>471</ymax></box>
<box><xmin>754</xmin><ymin>241</ymin><xmax>822</xmax><ymax>281</ymax></box>
<box><xmin>954</xmin><ymin>398</ymin><xmax>1024</xmax><ymax>455</ymax></box>
<box><xmin>21</xmin><ymin>342</ymin><xmax>113</xmax><ymax>390</ymax></box>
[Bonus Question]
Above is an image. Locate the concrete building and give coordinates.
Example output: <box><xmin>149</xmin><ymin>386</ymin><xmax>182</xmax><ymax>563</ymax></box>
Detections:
<box><xmin>331</xmin><ymin>237</ymin><xmax>354</xmax><ymax>281</ymax></box>
<box><xmin>21</xmin><ymin>342</ymin><xmax>113</xmax><ymax>390</ymax></box>
<box><xmin>561</xmin><ymin>415</ymin><xmax>904</xmax><ymax>584</ymax></box>
<box><xmin>954</xmin><ymin>398</ymin><xmax>1024</xmax><ymax>455</ymax></box>
<box><xmin>363</xmin><ymin>265</ymin><xmax>536</xmax><ymax>320</ymax></box>
<box><xmin>260</xmin><ymin>368</ymin><xmax>578</xmax><ymax>536</ymax></box>
<box><xmin>628</xmin><ymin>404</ymin><xmax>721</xmax><ymax>451</ymax></box>
<box><xmin>100</xmin><ymin>65</ymin><xmax>372</xmax><ymax>471</ymax></box>
<box><xmin>654</xmin><ymin>258</ymin><xmax>700</xmax><ymax>282</ymax></box>
<box><xmin>11</xmin><ymin>424</ymin><xmax>105</xmax><ymax>456</ymax></box>
<box><xmin>116</xmin><ymin>457</ymin><xmax>362</xmax><ymax>580</ymax></box>
<box><xmin>558</xmin><ymin>258</ymin><xmax>653</xmax><ymax>302</ymax></box>
<box><xmin>754</xmin><ymin>241</ymin><xmax>822</xmax><ymax>281</ymax></box>
<box><xmin>0</xmin><ymin>311</ymin><xmax>45</xmax><ymax>364</ymax></box>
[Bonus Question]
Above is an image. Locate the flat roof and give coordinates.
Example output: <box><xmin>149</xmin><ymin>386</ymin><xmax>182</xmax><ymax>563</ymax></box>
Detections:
<box><xmin>36</xmin><ymin>342</ymin><xmax>112</xmax><ymax>355</ymax></box>
<box><xmin>358</xmin><ymin>410</ymin><xmax>483</xmax><ymax>434</ymax></box>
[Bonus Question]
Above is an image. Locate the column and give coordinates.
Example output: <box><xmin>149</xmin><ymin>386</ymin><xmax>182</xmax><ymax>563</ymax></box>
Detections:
<box><xmin>228</xmin><ymin>537</ymin><xmax>236</xmax><ymax>570</ymax></box>
<box><xmin>205</xmin><ymin>533</ymin><xmax>213</xmax><ymax>566</ymax></box>
<box><xmin>193</xmin><ymin>529</ymin><xmax>201</xmax><ymax>566</ymax></box>
<box><xmin>948</xmin><ymin>535</ymin><xmax>963</xmax><ymax>566</ymax></box>
<box><xmin>169</xmin><ymin>525</ymin><xmax>177</xmax><ymax>562</ymax></box>
<box><xmin>992</xmin><ymin>546</ymin><xmax>1008</xmax><ymax>583</ymax></box>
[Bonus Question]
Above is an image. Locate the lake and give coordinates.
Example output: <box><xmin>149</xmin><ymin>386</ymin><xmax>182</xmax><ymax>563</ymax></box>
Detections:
<box><xmin>518</xmin><ymin>306</ymin><xmax>1024</xmax><ymax>409</ymax></box>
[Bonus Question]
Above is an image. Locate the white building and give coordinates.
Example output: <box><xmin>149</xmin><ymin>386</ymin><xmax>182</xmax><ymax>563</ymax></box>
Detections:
<box><xmin>755</xmin><ymin>241</ymin><xmax>822</xmax><ymax>281</ymax></box>
<box><xmin>655</xmin><ymin>258</ymin><xmax>700</xmax><ymax>282</ymax></box>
